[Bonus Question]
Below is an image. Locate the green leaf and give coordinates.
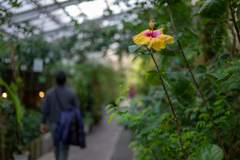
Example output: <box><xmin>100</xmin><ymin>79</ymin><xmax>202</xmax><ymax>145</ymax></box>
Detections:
<box><xmin>116</xmin><ymin>113</ymin><xmax>133</xmax><ymax>124</ymax></box>
<box><xmin>237</xmin><ymin>21</ymin><xmax>240</xmax><ymax>29</ymax></box>
<box><xmin>183</xmin><ymin>131</ymin><xmax>198</xmax><ymax>140</ymax></box>
<box><xmin>0</xmin><ymin>78</ymin><xmax>24</xmax><ymax>129</ymax></box>
<box><xmin>200</xmin><ymin>18</ymin><xmax>212</xmax><ymax>25</ymax></box>
<box><xmin>198</xmin><ymin>50</ymin><xmax>204</xmax><ymax>58</ymax></box>
<box><xmin>159</xmin><ymin>50</ymin><xmax>176</xmax><ymax>56</ymax></box>
<box><xmin>184</xmin><ymin>27</ymin><xmax>199</xmax><ymax>40</ymax></box>
<box><xmin>0</xmin><ymin>78</ymin><xmax>4</xmax><ymax>85</ymax></box>
<box><xmin>132</xmin><ymin>53</ymin><xmax>143</xmax><ymax>62</ymax></box>
<box><xmin>150</xmin><ymin>139</ymin><xmax>161</xmax><ymax>148</ymax></box>
<box><xmin>196</xmin><ymin>121</ymin><xmax>206</xmax><ymax>128</ymax></box>
<box><xmin>237</xmin><ymin>7</ymin><xmax>240</xmax><ymax>21</ymax></box>
<box><xmin>137</xmin><ymin>50</ymin><xmax>146</xmax><ymax>53</ymax></box>
<box><xmin>212</xmin><ymin>23</ymin><xmax>223</xmax><ymax>52</ymax></box>
<box><xmin>196</xmin><ymin>144</ymin><xmax>223</xmax><ymax>160</ymax></box>
<box><xmin>219</xmin><ymin>66</ymin><xmax>240</xmax><ymax>76</ymax></box>
<box><xmin>217</xmin><ymin>61</ymin><xmax>224</xmax><ymax>68</ymax></box>
<box><xmin>187</xmin><ymin>59</ymin><xmax>195</xmax><ymax>67</ymax></box>
<box><xmin>128</xmin><ymin>141</ymin><xmax>135</xmax><ymax>148</ymax></box>
<box><xmin>192</xmin><ymin>12</ymin><xmax>199</xmax><ymax>17</ymax></box>
<box><xmin>208</xmin><ymin>23</ymin><xmax>217</xmax><ymax>33</ymax></box>
<box><xmin>106</xmin><ymin>107</ymin><xmax>116</xmax><ymax>114</ymax></box>
<box><xmin>128</xmin><ymin>45</ymin><xmax>141</xmax><ymax>53</ymax></box>
<box><xmin>162</xmin><ymin>72</ymin><xmax>190</xmax><ymax>96</ymax></box>
<box><xmin>115</xmin><ymin>96</ymin><xmax>126</xmax><ymax>105</ymax></box>
<box><xmin>161</xmin><ymin>56</ymin><xmax>169</xmax><ymax>66</ymax></box>
<box><xmin>160</xmin><ymin>67</ymin><xmax>167</xmax><ymax>74</ymax></box>
<box><xmin>231</xmin><ymin>1</ymin><xmax>239</xmax><ymax>8</ymax></box>
<box><xmin>195</xmin><ymin>64</ymin><xmax>208</xmax><ymax>74</ymax></box>
<box><xmin>217</xmin><ymin>52</ymin><xmax>231</xmax><ymax>67</ymax></box>
<box><xmin>198</xmin><ymin>0</ymin><xmax>228</xmax><ymax>19</ymax></box>
<box><xmin>105</xmin><ymin>104</ymin><xmax>113</xmax><ymax>110</ymax></box>
<box><xmin>161</xmin><ymin>118</ymin><xmax>170</xmax><ymax>130</ymax></box>
<box><xmin>122</xmin><ymin>88</ymin><xmax>130</xmax><ymax>94</ymax></box>
<box><xmin>205</xmin><ymin>73</ymin><xmax>218</xmax><ymax>81</ymax></box>
<box><xmin>163</xmin><ymin>25</ymin><xmax>169</xmax><ymax>33</ymax></box>
<box><xmin>177</xmin><ymin>32</ymin><xmax>182</xmax><ymax>39</ymax></box>
<box><xmin>177</xmin><ymin>94</ymin><xmax>199</xmax><ymax>108</ymax></box>
<box><xmin>174</xmin><ymin>32</ymin><xmax>183</xmax><ymax>41</ymax></box>
<box><xmin>145</xmin><ymin>70</ymin><xmax>162</xmax><ymax>86</ymax></box>
<box><xmin>130</xmin><ymin>98</ymin><xmax>142</xmax><ymax>106</ymax></box>
<box><xmin>191</xmin><ymin>49</ymin><xmax>199</xmax><ymax>52</ymax></box>
<box><xmin>216</xmin><ymin>72</ymin><xmax>234</xmax><ymax>85</ymax></box>
<box><xmin>108</xmin><ymin>113</ymin><xmax>115</xmax><ymax>124</ymax></box>
<box><xmin>164</xmin><ymin>44</ymin><xmax>172</xmax><ymax>50</ymax></box>
<box><xmin>219</xmin><ymin>52</ymin><xmax>231</xmax><ymax>61</ymax></box>
<box><xmin>184</xmin><ymin>83</ymin><xmax>195</xmax><ymax>95</ymax></box>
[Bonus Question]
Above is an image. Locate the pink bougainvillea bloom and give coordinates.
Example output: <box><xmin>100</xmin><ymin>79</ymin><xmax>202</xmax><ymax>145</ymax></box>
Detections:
<box><xmin>132</xmin><ymin>20</ymin><xmax>174</xmax><ymax>51</ymax></box>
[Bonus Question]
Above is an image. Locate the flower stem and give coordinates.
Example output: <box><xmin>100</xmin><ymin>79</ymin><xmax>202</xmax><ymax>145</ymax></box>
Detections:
<box><xmin>228</xmin><ymin>0</ymin><xmax>240</xmax><ymax>45</ymax></box>
<box><xmin>150</xmin><ymin>53</ymin><xmax>187</xmax><ymax>160</ymax></box>
<box><xmin>167</xmin><ymin>2</ymin><xmax>228</xmax><ymax>160</ymax></box>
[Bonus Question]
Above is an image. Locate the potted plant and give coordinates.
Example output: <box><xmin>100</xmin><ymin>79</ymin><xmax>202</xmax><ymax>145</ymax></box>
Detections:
<box><xmin>0</xmin><ymin>77</ymin><xmax>30</xmax><ymax>160</ymax></box>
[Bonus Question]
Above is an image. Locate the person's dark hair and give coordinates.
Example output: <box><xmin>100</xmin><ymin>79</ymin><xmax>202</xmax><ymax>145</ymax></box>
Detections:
<box><xmin>55</xmin><ymin>71</ymin><xmax>66</xmax><ymax>85</ymax></box>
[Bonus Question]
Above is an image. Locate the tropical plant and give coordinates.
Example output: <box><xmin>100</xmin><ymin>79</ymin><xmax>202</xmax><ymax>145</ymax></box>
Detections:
<box><xmin>0</xmin><ymin>77</ymin><xmax>25</xmax><ymax>158</ymax></box>
<box><xmin>20</xmin><ymin>109</ymin><xmax>42</xmax><ymax>145</ymax></box>
<box><xmin>106</xmin><ymin>0</ymin><xmax>240</xmax><ymax>160</ymax></box>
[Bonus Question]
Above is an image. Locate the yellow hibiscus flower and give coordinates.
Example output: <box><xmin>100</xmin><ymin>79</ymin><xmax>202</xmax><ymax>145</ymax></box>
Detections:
<box><xmin>132</xmin><ymin>20</ymin><xmax>174</xmax><ymax>51</ymax></box>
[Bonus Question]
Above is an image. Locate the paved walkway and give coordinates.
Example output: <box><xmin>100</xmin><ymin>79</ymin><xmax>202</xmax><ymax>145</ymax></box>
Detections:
<box><xmin>38</xmin><ymin>106</ymin><xmax>132</xmax><ymax>160</ymax></box>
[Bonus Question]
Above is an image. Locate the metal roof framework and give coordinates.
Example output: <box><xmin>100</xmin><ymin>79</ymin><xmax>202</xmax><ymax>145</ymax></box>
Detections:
<box><xmin>0</xmin><ymin>0</ymin><xmax>138</xmax><ymax>38</ymax></box>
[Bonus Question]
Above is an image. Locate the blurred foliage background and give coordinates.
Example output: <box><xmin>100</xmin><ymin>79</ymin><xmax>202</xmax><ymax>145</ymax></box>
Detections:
<box><xmin>1</xmin><ymin>0</ymin><xmax>240</xmax><ymax>159</ymax></box>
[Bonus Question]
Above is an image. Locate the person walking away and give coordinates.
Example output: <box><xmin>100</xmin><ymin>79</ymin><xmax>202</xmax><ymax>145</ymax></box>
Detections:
<box><xmin>40</xmin><ymin>71</ymin><xmax>80</xmax><ymax>160</ymax></box>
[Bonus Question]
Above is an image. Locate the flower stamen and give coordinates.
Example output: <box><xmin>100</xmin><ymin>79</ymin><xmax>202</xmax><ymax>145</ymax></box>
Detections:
<box><xmin>149</xmin><ymin>19</ymin><xmax>154</xmax><ymax>37</ymax></box>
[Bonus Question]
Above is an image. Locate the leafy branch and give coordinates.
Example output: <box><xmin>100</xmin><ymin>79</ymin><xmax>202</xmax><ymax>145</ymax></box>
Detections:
<box><xmin>150</xmin><ymin>52</ymin><xmax>187</xmax><ymax>160</ymax></box>
<box><xmin>167</xmin><ymin>1</ymin><xmax>228</xmax><ymax>160</ymax></box>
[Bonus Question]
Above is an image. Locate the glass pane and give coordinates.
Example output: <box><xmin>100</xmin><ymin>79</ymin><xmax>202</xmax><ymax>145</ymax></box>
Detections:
<box><xmin>38</xmin><ymin>0</ymin><xmax>54</xmax><ymax>6</ymax></box>
<box><xmin>65</xmin><ymin>5</ymin><xmax>81</xmax><ymax>17</ymax></box>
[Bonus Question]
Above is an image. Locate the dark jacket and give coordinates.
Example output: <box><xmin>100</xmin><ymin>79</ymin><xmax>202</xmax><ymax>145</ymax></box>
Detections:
<box><xmin>41</xmin><ymin>85</ymin><xmax>78</xmax><ymax>124</ymax></box>
<box><xmin>54</xmin><ymin>107</ymin><xmax>86</xmax><ymax>148</ymax></box>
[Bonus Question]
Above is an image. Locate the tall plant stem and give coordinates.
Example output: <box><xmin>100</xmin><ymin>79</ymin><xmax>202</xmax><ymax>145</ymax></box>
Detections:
<box><xmin>228</xmin><ymin>0</ymin><xmax>240</xmax><ymax>45</ymax></box>
<box><xmin>167</xmin><ymin>2</ymin><xmax>228</xmax><ymax>160</ymax></box>
<box><xmin>150</xmin><ymin>53</ymin><xmax>187</xmax><ymax>160</ymax></box>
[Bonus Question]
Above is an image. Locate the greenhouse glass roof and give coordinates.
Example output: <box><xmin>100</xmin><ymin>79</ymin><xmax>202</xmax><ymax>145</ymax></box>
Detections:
<box><xmin>0</xmin><ymin>0</ymin><xmax>140</xmax><ymax>38</ymax></box>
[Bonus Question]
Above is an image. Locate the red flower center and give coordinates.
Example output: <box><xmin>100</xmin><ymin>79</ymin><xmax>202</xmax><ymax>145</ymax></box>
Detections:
<box><xmin>145</xmin><ymin>30</ymin><xmax>161</xmax><ymax>38</ymax></box>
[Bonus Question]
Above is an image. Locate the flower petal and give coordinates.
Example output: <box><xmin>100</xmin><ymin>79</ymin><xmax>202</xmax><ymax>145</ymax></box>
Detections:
<box><xmin>156</xmin><ymin>28</ymin><xmax>164</xmax><ymax>34</ymax></box>
<box><xmin>159</xmin><ymin>34</ymin><xmax>174</xmax><ymax>44</ymax></box>
<box><xmin>147</xmin><ymin>37</ymin><xmax>166</xmax><ymax>51</ymax></box>
<box><xmin>132</xmin><ymin>30</ymin><xmax>151</xmax><ymax>45</ymax></box>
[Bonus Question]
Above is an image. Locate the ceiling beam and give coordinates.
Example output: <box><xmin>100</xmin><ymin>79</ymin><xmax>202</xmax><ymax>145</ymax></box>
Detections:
<box><xmin>53</xmin><ymin>0</ymin><xmax>76</xmax><ymax>22</ymax></box>
<box><xmin>30</xmin><ymin>0</ymin><xmax>66</xmax><ymax>28</ymax></box>
<box><xmin>43</xmin><ymin>12</ymin><xmax>126</xmax><ymax>36</ymax></box>
<box><xmin>43</xmin><ymin>9</ymin><xmax>135</xmax><ymax>37</ymax></box>
<box><xmin>9</xmin><ymin>0</ymin><xmax>89</xmax><ymax>23</ymax></box>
